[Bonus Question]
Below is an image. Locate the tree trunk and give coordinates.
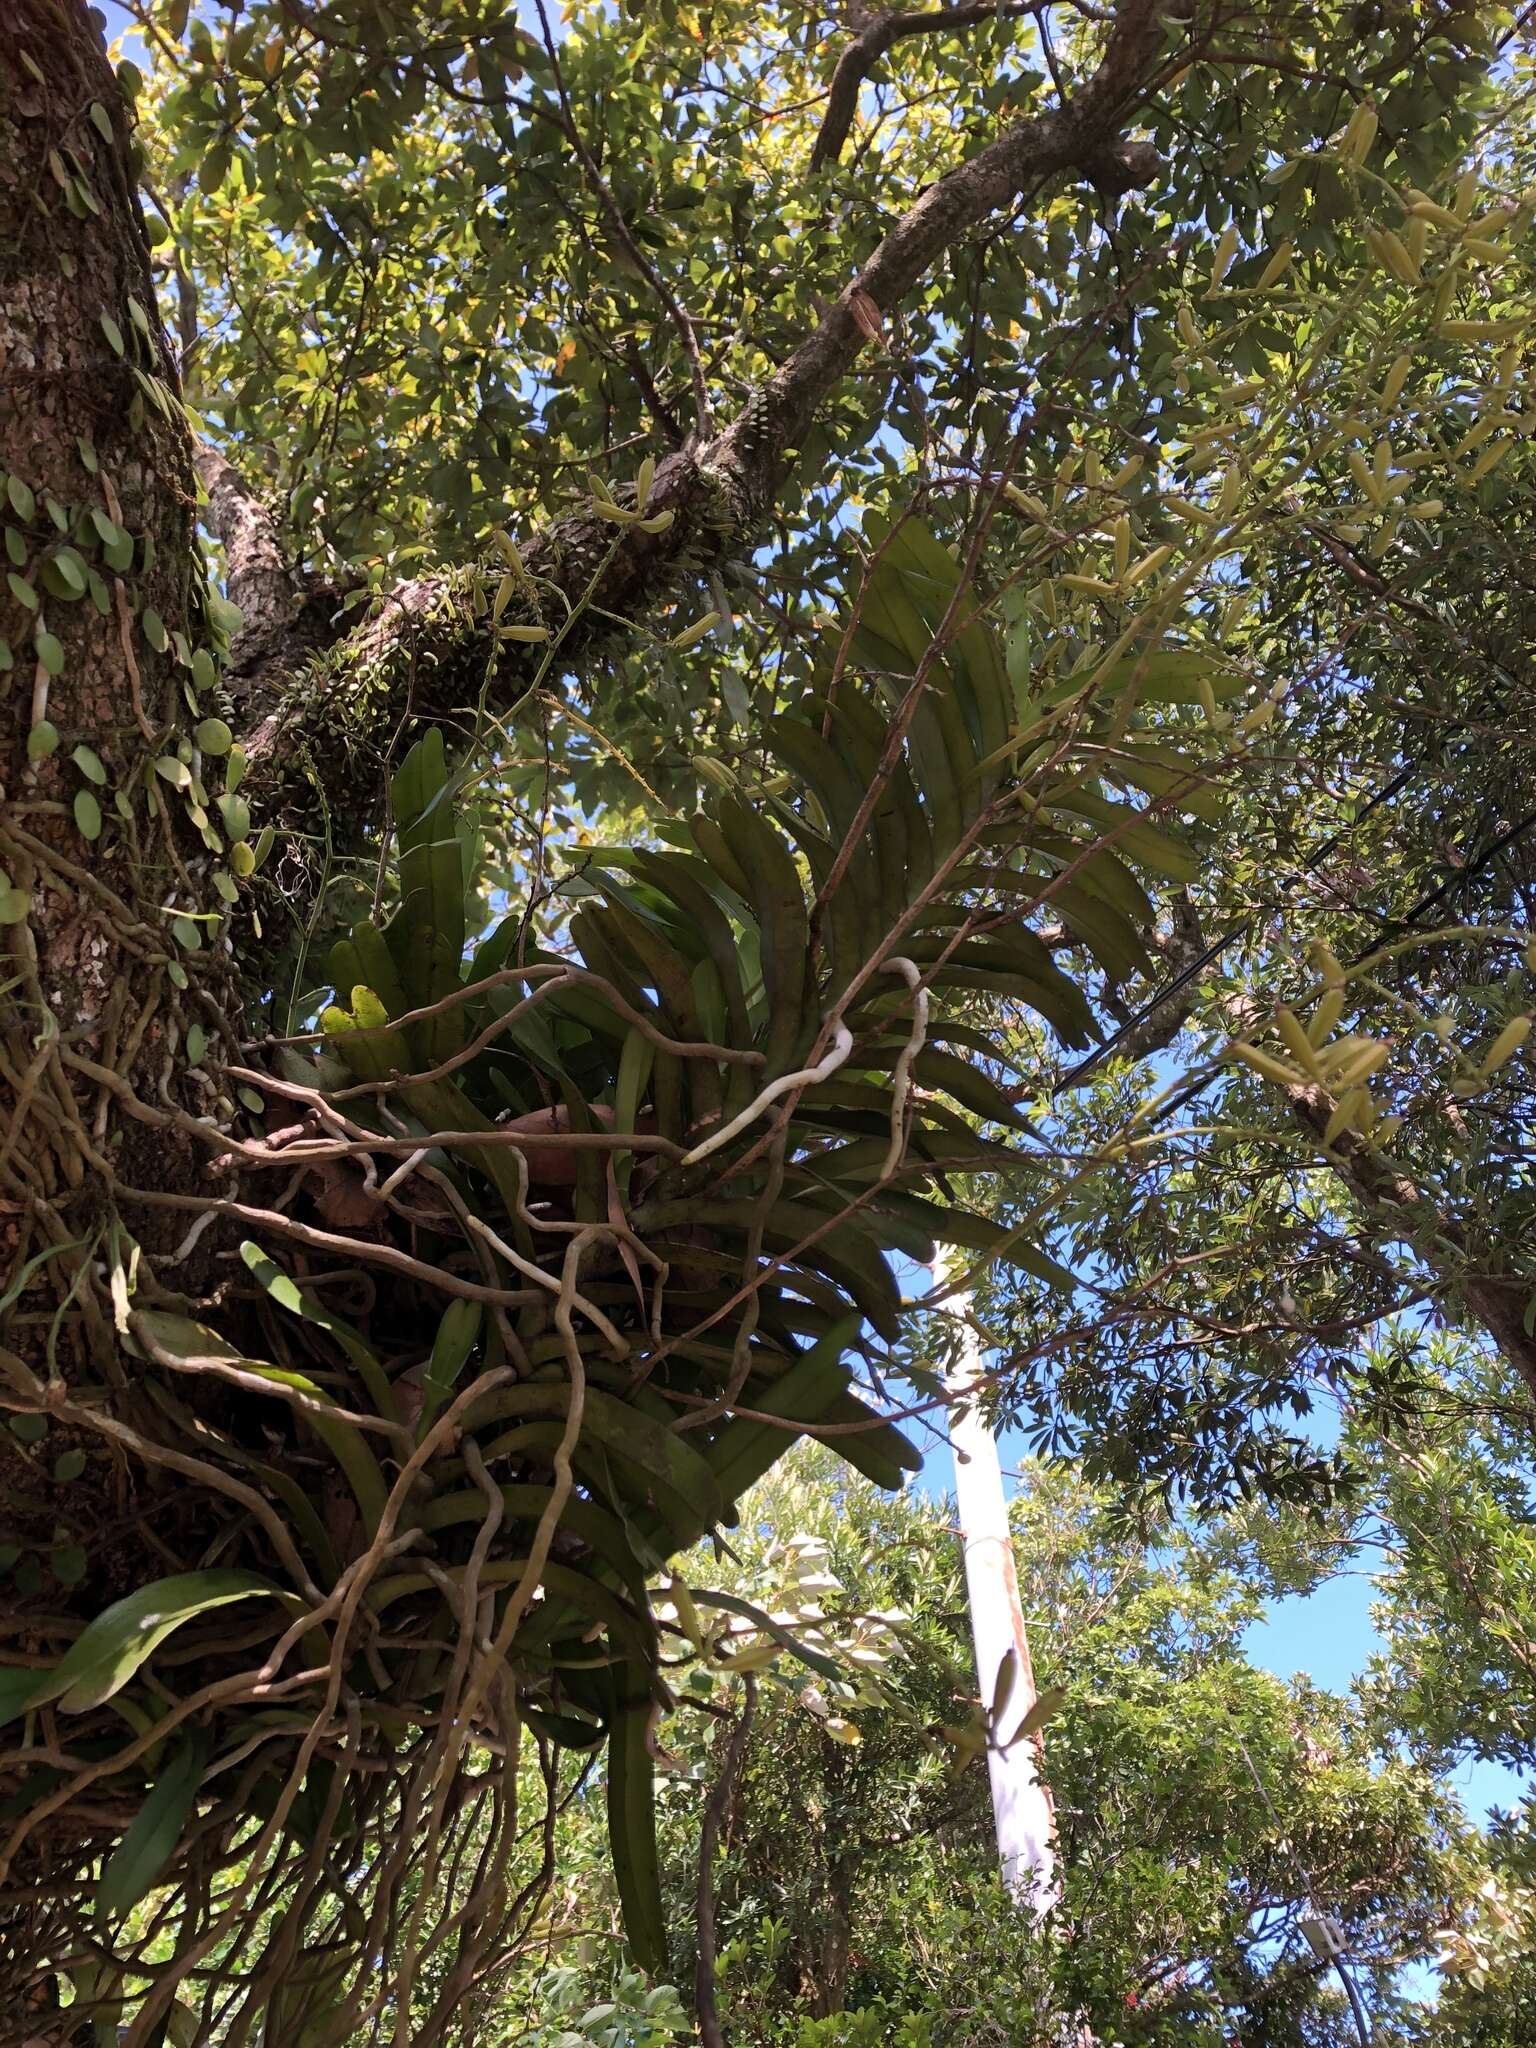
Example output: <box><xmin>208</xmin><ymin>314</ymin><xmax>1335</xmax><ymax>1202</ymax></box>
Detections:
<box><xmin>810</xmin><ymin>1864</ymin><xmax>854</xmax><ymax>2019</ymax></box>
<box><xmin>942</xmin><ymin>1266</ymin><xmax>1058</xmax><ymax>1915</ymax></box>
<box><xmin>2</xmin><ymin>0</ymin><xmax>207</xmax><ymax>1226</ymax></box>
<box><xmin>0</xmin><ymin>28</ymin><xmax>218</xmax><ymax>1277</ymax></box>
<box><xmin>693</xmin><ymin>1677</ymin><xmax>757</xmax><ymax>2048</ymax></box>
<box><xmin>2</xmin><ymin>0</ymin><xmax>225</xmax><ymax>2022</ymax></box>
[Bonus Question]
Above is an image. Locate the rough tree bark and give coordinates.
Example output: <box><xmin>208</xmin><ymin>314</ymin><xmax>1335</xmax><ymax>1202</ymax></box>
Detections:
<box><xmin>2</xmin><ymin>6</ymin><xmax>229</xmax><ymax>2023</ymax></box>
<box><xmin>2</xmin><ymin>2</ymin><xmax>213</xmax><ymax>1252</ymax></box>
<box><xmin>693</xmin><ymin>1676</ymin><xmax>757</xmax><ymax>2048</ymax></box>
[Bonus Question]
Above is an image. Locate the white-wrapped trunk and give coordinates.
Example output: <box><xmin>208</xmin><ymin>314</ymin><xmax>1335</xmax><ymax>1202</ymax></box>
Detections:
<box><xmin>942</xmin><ymin>1276</ymin><xmax>1058</xmax><ymax>1914</ymax></box>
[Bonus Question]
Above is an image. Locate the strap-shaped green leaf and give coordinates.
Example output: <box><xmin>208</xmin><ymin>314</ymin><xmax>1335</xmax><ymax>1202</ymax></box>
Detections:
<box><xmin>391</xmin><ymin>726</ymin><xmax>449</xmax><ymax>846</ymax></box>
<box><xmin>605</xmin><ymin>1662</ymin><xmax>668</xmax><ymax>1976</ymax></box>
<box><xmin>137</xmin><ymin>1307</ymin><xmax>390</xmax><ymax>1533</ymax></box>
<box><xmin>713</xmin><ymin>794</ymin><xmax>812</xmax><ymax>1074</ymax></box>
<box><xmin>416</xmin><ymin>1297</ymin><xmax>484</xmax><ymax>1442</ymax></box>
<box><xmin>98</xmin><ymin>1730</ymin><xmax>210</xmax><ymax>1920</ymax></box>
<box><xmin>0</xmin><ymin>1571</ymin><xmax>283</xmax><ymax>1724</ymax></box>
<box><xmin>240</xmin><ymin>1241</ymin><xmax>396</xmax><ymax>1420</ymax></box>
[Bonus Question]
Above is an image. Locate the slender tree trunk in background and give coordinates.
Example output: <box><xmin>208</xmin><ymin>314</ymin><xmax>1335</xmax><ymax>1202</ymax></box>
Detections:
<box><xmin>811</xmin><ymin>1860</ymin><xmax>854</xmax><ymax>2019</ymax></box>
<box><xmin>940</xmin><ymin>1263</ymin><xmax>1058</xmax><ymax>1915</ymax></box>
<box><xmin>694</xmin><ymin>1676</ymin><xmax>756</xmax><ymax>2048</ymax></box>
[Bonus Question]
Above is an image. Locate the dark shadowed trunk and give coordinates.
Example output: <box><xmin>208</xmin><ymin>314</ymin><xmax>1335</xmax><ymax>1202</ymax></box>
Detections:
<box><xmin>2</xmin><ymin>0</ymin><xmax>207</xmax><ymax>1221</ymax></box>
<box><xmin>3</xmin><ymin>1</ymin><xmax>220</xmax><ymax>2025</ymax></box>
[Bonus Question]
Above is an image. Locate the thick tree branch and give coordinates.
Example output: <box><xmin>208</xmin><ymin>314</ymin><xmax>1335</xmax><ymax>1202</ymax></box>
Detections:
<box><xmin>715</xmin><ymin>0</ymin><xmax>1165</xmax><ymax>493</ymax></box>
<box><xmin>242</xmin><ymin>0</ymin><xmax>1169</xmax><ymax>835</ymax></box>
<box><xmin>196</xmin><ymin>444</ymin><xmax>352</xmax><ymax>710</ymax></box>
<box><xmin>809</xmin><ymin>1</ymin><xmax>1040</xmax><ymax>172</ymax></box>
<box><xmin>1221</xmin><ymin>990</ymin><xmax>1536</xmax><ymax>1410</ymax></box>
<box><xmin>196</xmin><ymin>445</ymin><xmax>295</xmax><ymax>648</ymax></box>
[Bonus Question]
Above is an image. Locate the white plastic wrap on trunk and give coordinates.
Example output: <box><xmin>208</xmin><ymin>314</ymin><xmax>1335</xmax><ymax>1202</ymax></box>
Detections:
<box><xmin>943</xmin><ymin>1276</ymin><xmax>1059</xmax><ymax>1915</ymax></box>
